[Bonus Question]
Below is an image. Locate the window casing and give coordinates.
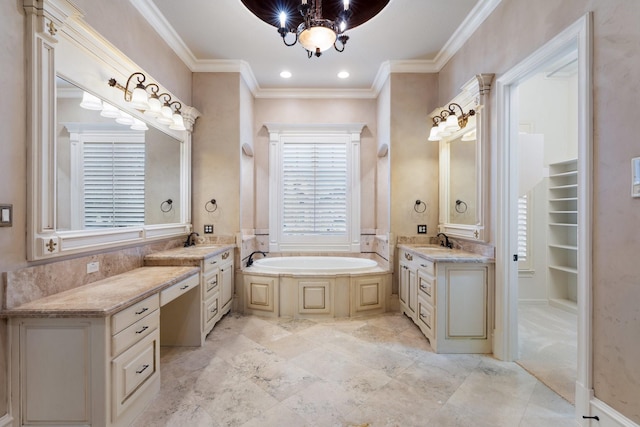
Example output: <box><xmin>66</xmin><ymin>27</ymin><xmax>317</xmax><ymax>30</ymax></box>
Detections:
<box><xmin>267</xmin><ymin>124</ymin><xmax>363</xmax><ymax>252</ymax></box>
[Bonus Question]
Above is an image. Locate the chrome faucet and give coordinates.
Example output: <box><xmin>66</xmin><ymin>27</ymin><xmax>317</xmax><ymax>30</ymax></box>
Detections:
<box><xmin>184</xmin><ymin>232</ymin><xmax>199</xmax><ymax>247</ymax></box>
<box><xmin>246</xmin><ymin>250</ymin><xmax>267</xmax><ymax>267</ymax></box>
<box><xmin>436</xmin><ymin>232</ymin><xmax>453</xmax><ymax>249</ymax></box>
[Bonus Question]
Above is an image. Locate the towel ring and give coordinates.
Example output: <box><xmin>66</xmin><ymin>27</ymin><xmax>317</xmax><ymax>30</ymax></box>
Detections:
<box><xmin>414</xmin><ymin>200</ymin><xmax>426</xmax><ymax>213</ymax></box>
<box><xmin>205</xmin><ymin>199</ymin><xmax>218</xmax><ymax>213</ymax></box>
<box><xmin>455</xmin><ymin>199</ymin><xmax>468</xmax><ymax>213</ymax></box>
<box><xmin>160</xmin><ymin>199</ymin><xmax>173</xmax><ymax>213</ymax></box>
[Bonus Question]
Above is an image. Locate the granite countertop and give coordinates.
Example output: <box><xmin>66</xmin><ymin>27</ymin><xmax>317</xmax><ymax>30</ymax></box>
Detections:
<box><xmin>397</xmin><ymin>244</ymin><xmax>495</xmax><ymax>263</ymax></box>
<box><xmin>1</xmin><ymin>266</ymin><xmax>199</xmax><ymax>318</ymax></box>
<box><xmin>144</xmin><ymin>244</ymin><xmax>235</xmax><ymax>267</ymax></box>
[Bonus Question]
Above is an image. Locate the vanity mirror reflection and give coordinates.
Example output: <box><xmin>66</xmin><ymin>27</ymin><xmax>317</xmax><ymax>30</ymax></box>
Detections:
<box><xmin>434</xmin><ymin>74</ymin><xmax>493</xmax><ymax>241</ymax></box>
<box><xmin>56</xmin><ymin>77</ymin><xmax>182</xmax><ymax>230</ymax></box>
<box><xmin>25</xmin><ymin>0</ymin><xmax>198</xmax><ymax>260</ymax></box>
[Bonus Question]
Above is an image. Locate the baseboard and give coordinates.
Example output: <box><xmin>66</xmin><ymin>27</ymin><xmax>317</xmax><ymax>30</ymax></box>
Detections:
<box><xmin>0</xmin><ymin>413</ymin><xmax>13</xmax><ymax>427</ymax></box>
<box><xmin>588</xmin><ymin>398</ymin><xmax>639</xmax><ymax>427</ymax></box>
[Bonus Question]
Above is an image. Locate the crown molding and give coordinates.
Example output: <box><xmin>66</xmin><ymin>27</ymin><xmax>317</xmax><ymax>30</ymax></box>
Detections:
<box><xmin>129</xmin><ymin>0</ymin><xmax>199</xmax><ymax>70</ymax></box>
<box><xmin>130</xmin><ymin>0</ymin><xmax>502</xmax><ymax>99</ymax></box>
<box><xmin>434</xmin><ymin>0</ymin><xmax>502</xmax><ymax>70</ymax></box>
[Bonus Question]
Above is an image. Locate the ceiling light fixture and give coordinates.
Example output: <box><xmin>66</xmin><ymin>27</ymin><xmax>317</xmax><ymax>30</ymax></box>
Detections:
<box><xmin>278</xmin><ymin>0</ymin><xmax>352</xmax><ymax>58</ymax></box>
<box><xmin>428</xmin><ymin>103</ymin><xmax>476</xmax><ymax>141</ymax></box>
<box><xmin>280</xmin><ymin>70</ymin><xmax>292</xmax><ymax>78</ymax></box>
<box><xmin>108</xmin><ymin>72</ymin><xmax>186</xmax><ymax>131</ymax></box>
<box><xmin>337</xmin><ymin>70</ymin><xmax>350</xmax><ymax>79</ymax></box>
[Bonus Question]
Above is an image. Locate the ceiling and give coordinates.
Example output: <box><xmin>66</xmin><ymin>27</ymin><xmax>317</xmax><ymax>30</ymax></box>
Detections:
<box><xmin>132</xmin><ymin>0</ymin><xmax>501</xmax><ymax>95</ymax></box>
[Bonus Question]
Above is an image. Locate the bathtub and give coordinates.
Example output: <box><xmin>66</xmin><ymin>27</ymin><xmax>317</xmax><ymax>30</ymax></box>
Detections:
<box><xmin>251</xmin><ymin>256</ymin><xmax>378</xmax><ymax>273</ymax></box>
<box><xmin>241</xmin><ymin>256</ymin><xmax>390</xmax><ymax>318</ymax></box>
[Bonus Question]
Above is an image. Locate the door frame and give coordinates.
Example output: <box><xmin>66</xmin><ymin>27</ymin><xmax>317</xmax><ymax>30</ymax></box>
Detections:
<box><xmin>493</xmin><ymin>13</ymin><xmax>593</xmax><ymax>421</ymax></box>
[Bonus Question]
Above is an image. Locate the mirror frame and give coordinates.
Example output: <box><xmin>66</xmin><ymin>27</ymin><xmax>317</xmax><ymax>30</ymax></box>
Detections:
<box><xmin>24</xmin><ymin>0</ymin><xmax>199</xmax><ymax>260</ymax></box>
<box><xmin>434</xmin><ymin>74</ymin><xmax>493</xmax><ymax>242</ymax></box>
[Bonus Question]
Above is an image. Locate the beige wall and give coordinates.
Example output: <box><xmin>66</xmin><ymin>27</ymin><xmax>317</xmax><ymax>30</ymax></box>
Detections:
<box><xmin>240</xmin><ymin>79</ymin><xmax>255</xmax><ymax>232</ymax></box>
<box><xmin>438</xmin><ymin>0</ymin><xmax>640</xmax><ymax>422</ymax></box>
<box><xmin>252</xmin><ymin>97</ymin><xmax>378</xmax><ymax>233</ymax></box>
<box><xmin>389</xmin><ymin>74</ymin><xmax>440</xmax><ymax>238</ymax></box>
<box><xmin>376</xmin><ymin>79</ymin><xmax>391</xmax><ymax>234</ymax></box>
<box><xmin>192</xmin><ymin>73</ymin><xmax>242</xmax><ymax>237</ymax></box>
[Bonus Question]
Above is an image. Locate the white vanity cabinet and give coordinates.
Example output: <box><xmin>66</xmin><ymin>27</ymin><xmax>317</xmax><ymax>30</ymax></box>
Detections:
<box><xmin>201</xmin><ymin>249</ymin><xmax>234</xmax><ymax>336</ymax></box>
<box><xmin>7</xmin><ymin>267</ymin><xmax>199</xmax><ymax>427</ymax></box>
<box><xmin>398</xmin><ymin>247</ymin><xmax>494</xmax><ymax>353</ymax></box>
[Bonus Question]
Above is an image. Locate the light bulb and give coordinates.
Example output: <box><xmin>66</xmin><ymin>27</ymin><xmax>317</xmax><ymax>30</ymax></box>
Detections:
<box><xmin>279</xmin><ymin>11</ymin><xmax>286</xmax><ymax>28</ymax></box>
<box><xmin>79</xmin><ymin>91</ymin><xmax>102</xmax><ymax>110</ymax></box>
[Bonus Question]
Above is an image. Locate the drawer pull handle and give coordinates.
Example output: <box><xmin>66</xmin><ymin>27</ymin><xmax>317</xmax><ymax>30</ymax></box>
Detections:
<box><xmin>136</xmin><ymin>364</ymin><xmax>150</xmax><ymax>374</ymax></box>
<box><xmin>420</xmin><ymin>264</ymin><xmax>429</xmax><ymax>268</ymax></box>
<box><xmin>209</xmin><ymin>260</ymin><xmax>217</xmax><ymax>265</ymax></box>
<box><xmin>405</xmin><ymin>253</ymin><xmax>413</xmax><ymax>261</ymax></box>
<box><xmin>135</xmin><ymin>307</ymin><xmax>149</xmax><ymax>315</ymax></box>
<box><xmin>180</xmin><ymin>285</ymin><xmax>189</xmax><ymax>290</ymax></box>
<box><xmin>211</xmin><ymin>308</ymin><xmax>217</xmax><ymax>314</ymax></box>
<box><xmin>222</xmin><ymin>252</ymin><xmax>230</xmax><ymax>260</ymax></box>
<box><xmin>419</xmin><ymin>285</ymin><xmax>427</xmax><ymax>291</ymax></box>
<box><xmin>135</xmin><ymin>326</ymin><xmax>149</xmax><ymax>334</ymax></box>
<box><xmin>210</xmin><ymin>280</ymin><xmax>217</xmax><ymax>285</ymax></box>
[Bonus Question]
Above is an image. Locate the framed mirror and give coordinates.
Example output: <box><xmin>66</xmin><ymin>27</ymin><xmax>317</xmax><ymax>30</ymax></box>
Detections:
<box><xmin>435</xmin><ymin>74</ymin><xmax>493</xmax><ymax>241</ymax></box>
<box><xmin>25</xmin><ymin>0</ymin><xmax>198</xmax><ymax>260</ymax></box>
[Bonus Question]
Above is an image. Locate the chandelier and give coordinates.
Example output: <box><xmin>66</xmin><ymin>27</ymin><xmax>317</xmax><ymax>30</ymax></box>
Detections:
<box><xmin>241</xmin><ymin>0</ymin><xmax>390</xmax><ymax>58</ymax></box>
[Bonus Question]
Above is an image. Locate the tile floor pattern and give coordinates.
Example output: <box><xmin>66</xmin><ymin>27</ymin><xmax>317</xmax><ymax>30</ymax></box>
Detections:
<box><xmin>517</xmin><ymin>303</ymin><xmax>578</xmax><ymax>404</ymax></box>
<box><xmin>132</xmin><ymin>313</ymin><xmax>576</xmax><ymax>427</ymax></box>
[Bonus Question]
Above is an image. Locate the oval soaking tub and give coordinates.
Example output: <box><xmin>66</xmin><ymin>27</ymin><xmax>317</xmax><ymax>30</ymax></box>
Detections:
<box><xmin>251</xmin><ymin>256</ymin><xmax>378</xmax><ymax>273</ymax></box>
<box><xmin>242</xmin><ymin>256</ymin><xmax>389</xmax><ymax>319</ymax></box>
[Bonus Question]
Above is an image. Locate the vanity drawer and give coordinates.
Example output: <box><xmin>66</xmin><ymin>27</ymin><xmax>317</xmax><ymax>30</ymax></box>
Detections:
<box><xmin>111</xmin><ymin>294</ymin><xmax>159</xmax><ymax>335</ymax></box>
<box><xmin>204</xmin><ymin>294</ymin><xmax>219</xmax><ymax>324</ymax></box>
<box><xmin>417</xmin><ymin>297</ymin><xmax>435</xmax><ymax>337</ymax></box>
<box><xmin>417</xmin><ymin>258</ymin><xmax>435</xmax><ymax>276</ymax></box>
<box><xmin>160</xmin><ymin>273</ymin><xmax>199</xmax><ymax>306</ymax></box>
<box><xmin>111</xmin><ymin>330</ymin><xmax>159</xmax><ymax>419</ymax></box>
<box><xmin>203</xmin><ymin>269</ymin><xmax>219</xmax><ymax>299</ymax></box>
<box><xmin>203</xmin><ymin>250</ymin><xmax>232</xmax><ymax>275</ymax></box>
<box><xmin>111</xmin><ymin>309</ymin><xmax>159</xmax><ymax>357</ymax></box>
<box><xmin>417</xmin><ymin>269</ymin><xmax>435</xmax><ymax>302</ymax></box>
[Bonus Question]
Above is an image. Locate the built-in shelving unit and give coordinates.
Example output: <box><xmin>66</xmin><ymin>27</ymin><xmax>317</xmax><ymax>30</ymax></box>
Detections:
<box><xmin>547</xmin><ymin>159</ymin><xmax>578</xmax><ymax>313</ymax></box>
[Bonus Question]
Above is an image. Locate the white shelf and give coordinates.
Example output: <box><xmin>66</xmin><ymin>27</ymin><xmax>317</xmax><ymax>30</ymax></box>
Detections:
<box><xmin>547</xmin><ymin>159</ymin><xmax>578</xmax><ymax>306</ymax></box>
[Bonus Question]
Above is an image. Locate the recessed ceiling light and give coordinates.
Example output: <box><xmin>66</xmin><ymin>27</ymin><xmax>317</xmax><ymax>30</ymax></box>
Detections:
<box><xmin>280</xmin><ymin>70</ymin><xmax>292</xmax><ymax>79</ymax></box>
<box><xmin>338</xmin><ymin>71</ymin><xmax>350</xmax><ymax>79</ymax></box>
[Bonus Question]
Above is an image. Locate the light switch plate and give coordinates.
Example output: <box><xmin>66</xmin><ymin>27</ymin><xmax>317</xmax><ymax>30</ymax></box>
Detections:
<box><xmin>0</xmin><ymin>204</ymin><xmax>12</xmax><ymax>227</ymax></box>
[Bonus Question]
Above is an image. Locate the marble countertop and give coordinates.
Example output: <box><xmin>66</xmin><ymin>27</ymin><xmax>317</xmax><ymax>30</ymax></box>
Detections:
<box><xmin>397</xmin><ymin>244</ymin><xmax>495</xmax><ymax>263</ymax></box>
<box><xmin>1</xmin><ymin>266</ymin><xmax>199</xmax><ymax>318</ymax></box>
<box><xmin>144</xmin><ymin>244</ymin><xmax>235</xmax><ymax>267</ymax></box>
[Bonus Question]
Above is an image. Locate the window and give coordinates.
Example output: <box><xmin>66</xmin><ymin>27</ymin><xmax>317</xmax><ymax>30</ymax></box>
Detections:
<box><xmin>65</xmin><ymin>127</ymin><xmax>146</xmax><ymax>229</ymax></box>
<box><xmin>517</xmin><ymin>192</ymin><xmax>533</xmax><ymax>271</ymax></box>
<box><xmin>83</xmin><ymin>141</ymin><xmax>145</xmax><ymax>228</ymax></box>
<box><xmin>267</xmin><ymin>124</ymin><xmax>363</xmax><ymax>252</ymax></box>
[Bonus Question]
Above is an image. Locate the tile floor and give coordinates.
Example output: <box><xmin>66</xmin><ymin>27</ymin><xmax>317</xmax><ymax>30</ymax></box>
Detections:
<box><xmin>517</xmin><ymin>303</ymin><xmax>578</xmax><ymax>404</ymax></box>
<box><xmin>132</xmin><ymin>312</ymin><xmax>576</xmax><ymax>427</ymax></box>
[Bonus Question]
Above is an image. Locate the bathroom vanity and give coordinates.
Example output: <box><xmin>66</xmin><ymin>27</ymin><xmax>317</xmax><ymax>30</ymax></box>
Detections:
<box><xmin>3</xmin><ymin>266</ymin><xmax>200</xmax><ymax>427</ymax></box>
<box><xmin>398</xmin><ymin>245</ymin><xmax>494</xmax><ymax>353</ymax></box>
<box><xmin>144</xmin><ymin>244</ymin><xmax>235</xmax><ymax>340</ymax></box>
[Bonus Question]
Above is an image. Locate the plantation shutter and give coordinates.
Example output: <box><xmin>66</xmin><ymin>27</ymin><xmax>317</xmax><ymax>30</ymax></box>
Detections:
<box><xmin>517</xmin><ymin>194</ymin><xmax>529</xmax><ymax>266</ymax></box>
<box><xmin>281</xmin><ymin>142</ymin><xmax>347</xmax><ymax>236</ymax></box>
<box><xmin>83</xmin><ymin>141</ymin><xmax>145</xmax><ymax>228</ymax></box>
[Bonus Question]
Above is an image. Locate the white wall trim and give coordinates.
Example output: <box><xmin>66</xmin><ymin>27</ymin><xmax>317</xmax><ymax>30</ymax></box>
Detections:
<box><xmin>494</xmin><ymin>12</ymin><xmax>593</xmax><ymax>425</ymax></box>
<box><xmin>589</xmin><ymin>399</ymin><xmax>640</xmax><ymax>427</ymax></box>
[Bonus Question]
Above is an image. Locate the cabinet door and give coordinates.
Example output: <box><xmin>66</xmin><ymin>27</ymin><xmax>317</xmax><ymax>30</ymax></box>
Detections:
<box><xmin>446</xmin><ymin>266</ymin><xmax>488</xmax><ymax>339</ymax></box>
<box><xmin>350</xmin><ymin>276</ymin><xmax>385</xmax><ymax>316</ymax></box>
<box><xmin>399</xmin><ymin>261</ymin><xmax>416</xmax><ymax>319</ymax></box>
<box><xmin>220</xmin><ymin>261</ymin><xmax>234</xmax><ymax>308</ymax></box>
<box><xmin>244</xmin><ymin>275</ymin><xmax>277</xmax><ymax>315</ymax></box>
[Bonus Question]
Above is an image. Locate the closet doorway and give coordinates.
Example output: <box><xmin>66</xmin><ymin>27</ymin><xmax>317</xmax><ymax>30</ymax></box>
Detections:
<box><xmin>515</xmin><ymin>55</ymin><xmax>578</xmax><ymax>404</ymax></box>
<box><xmin>493</xmin><ymin>13</ymin><xmax>592</xmax><ymax>418</ymax></box>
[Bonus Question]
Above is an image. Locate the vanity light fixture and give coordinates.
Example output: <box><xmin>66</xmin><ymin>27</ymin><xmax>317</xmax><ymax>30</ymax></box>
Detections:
<box><xmin>428</xmin><ymin>103</ymin><xmax>476</xmax><ymax>141</ymax></box>
<box><xmin>79</xmin><ymin>91</ymin><xmax>103</xmax><ymax>110</ymax></box>
<box><xmin>108</xmin><ymin>72</ymin><xmax>186</xmax><ymax>131</ymax></box>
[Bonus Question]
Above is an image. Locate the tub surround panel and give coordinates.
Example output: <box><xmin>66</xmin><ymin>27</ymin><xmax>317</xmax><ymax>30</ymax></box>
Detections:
<box><xmin>3</xmin><ymin>238</ymin><xmax>184</xmax><ymax>310</ymax></box>
<box><xmin>2</xmin><ymin>266</ymin><xmax>198</xmax><ymax>318</ymax></box>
